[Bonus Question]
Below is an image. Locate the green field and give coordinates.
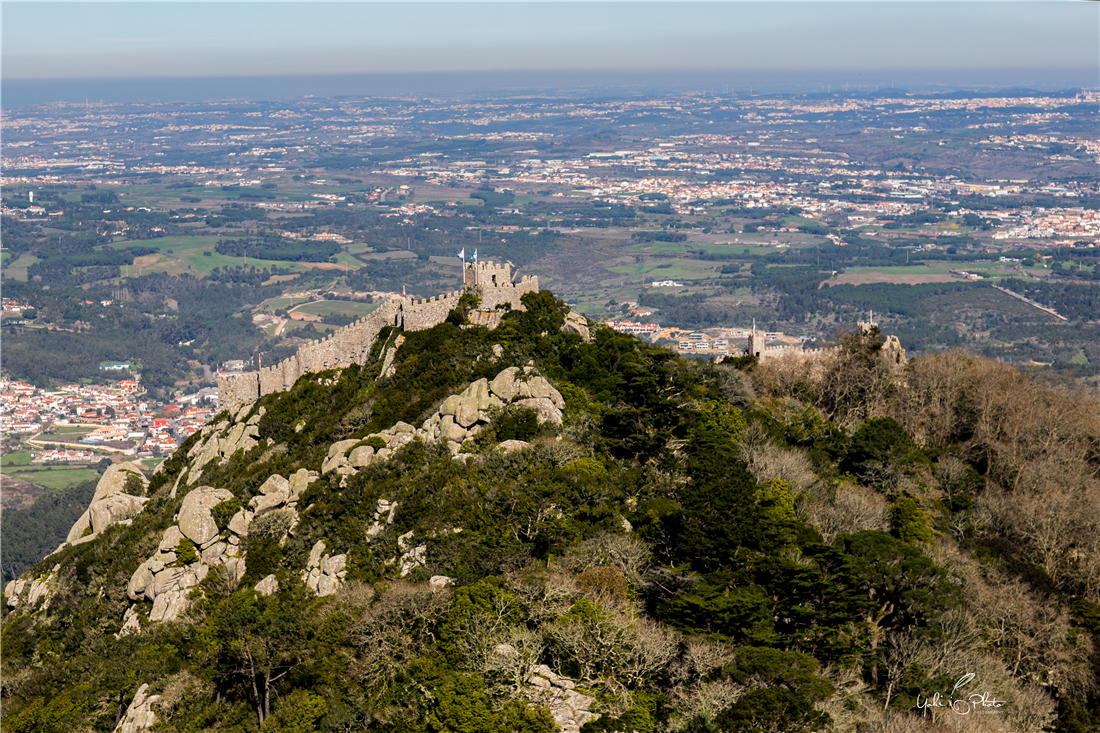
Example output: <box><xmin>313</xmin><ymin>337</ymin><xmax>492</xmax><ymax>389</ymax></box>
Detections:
<box><xmin>267</xmin><ymin>297</ymin><xmax>309</xmax><ymax>311</ymax></box>
<box><xmin>292</xmin><ymin>300</ymin><xmax>379</xmax><ymax>318</ymax></box>
<box><xmin>109</xmin><ymin>236</ymin><xmax>347</xmax><ymax>277</ymax></box>
<box><xmin>607</xmin><ymin>261</ymin><xmax>717</xmax><ymax>281</ymax></box>
<box><xmin>0</xmin><ymin>465</ymin><xmax>102</xmax><ymax>490</ymax></box>
<box><xmin>281</xmin><ymin>320</ymin><xmax>337</xmax><ymax>335</ymax></box>
<box><xmin>1</xmin><ymin>451</ymin><xmax>34</xmax><ymax>467</ymax></box>
<box><xmin>109</xmin><ymin>235</ymin><xmax>218</xmax><ymax>254</ymax></box>
<box><xmin>332</xmin><ymin>252</ymin><xmax>363</xmax><ymax>269</ymax></box>
<box><xmin>2</xmin><ymin>254</ymin><xmax>41</xmax><ymax>281</ymax></box>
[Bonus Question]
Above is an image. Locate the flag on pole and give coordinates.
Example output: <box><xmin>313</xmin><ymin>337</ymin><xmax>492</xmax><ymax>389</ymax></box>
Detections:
<box><xmin>457</xmin><ymin>248</ymin><xmax>465</xmax><ymax>260</ymax></box>
<box><xmin>402</xmin><ymin>285</ymin><xmax>406</xmax><ymax>297</ymax></box>
<box><xmin>472</xmin><ymin>249</ymin><xmax>478</xmax><ymax>261</ymax></box>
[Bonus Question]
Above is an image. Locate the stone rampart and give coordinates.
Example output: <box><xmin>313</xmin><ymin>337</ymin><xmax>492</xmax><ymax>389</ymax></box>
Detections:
<box><xmin>463</xmin><ymin>260</ymin><xmax>539</xmax><ymax>310</ymax></box>
<box><xmin>478</xmin><ymin>275</ymin><xmax>539</xmax><ymax>310</ymax></box>
<box><xmin>217</xmin><ymin>264</ymin><xmax>540</xmax><ymax>413</ymax></box>
<box><xmin>744</xmin><ymin>321</ymin><xmax>906</xmax><ymax>371</ymax></box>
<box><xmin>402</xmin><ymin>291</ymin><xmax>464</xmax><ymax>332</ymax></box>
<box><xmin>218</xmin><ymin>299</ymin><xmax>402</xmax><ymax>414</ymax></box>
<box><xmin>217</xmin><ymin>373</ymin><xmax>260</xmax><ymax>415</ymax></box>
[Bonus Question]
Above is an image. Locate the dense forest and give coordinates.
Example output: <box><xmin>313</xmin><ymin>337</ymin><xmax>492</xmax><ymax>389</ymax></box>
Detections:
<box><xmin>2</xmin><ymin>291</ymin><xmax>1098</xmax><ymax>733</ymax></box>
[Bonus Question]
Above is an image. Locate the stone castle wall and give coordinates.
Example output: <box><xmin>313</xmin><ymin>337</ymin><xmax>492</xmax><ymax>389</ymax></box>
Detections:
<box><xmin>218</xmin><ymin>299</ymin><xmax>403</xmax><ymax>414</ymax></box>
<box><xmin>402</xmin><ymin>291</ymin><xmax>464</xmax><ymax>332</ymax></box>
<box><xmin>464</xmin><ymin>260</ymin><xmax>539</xmax><ymax>310</ymax></box>
<box><xmin>218</xmin><ymin>262</ymin><xmax>539</xmax><ymax>413</ymax></box>
<box><xmin>745</xmin><ymin>321</ymin><xmax>906</xmax><ymax>370</ymax></box>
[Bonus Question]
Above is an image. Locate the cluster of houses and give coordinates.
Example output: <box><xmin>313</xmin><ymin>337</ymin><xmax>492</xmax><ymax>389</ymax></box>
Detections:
<box><xmin>1</xmin><ymin>297</ymin><xmax>32</xmax><ymax>316</ymax></box>
<box><xmin>0</xmin><ymin>379</ymin><xmax>217</xmax><ymax>459</ymax></box>
<box><xmin>33</xmin><ymin>448</ymin><xmax>98</xmax><ymax>463</ymax></box>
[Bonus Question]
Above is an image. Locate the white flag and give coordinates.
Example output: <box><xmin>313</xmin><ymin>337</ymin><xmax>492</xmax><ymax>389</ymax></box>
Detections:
<box><xmin>457</xmin><ymin>248</ymin><xmax>465</xmax><ymax>259</ymax></box>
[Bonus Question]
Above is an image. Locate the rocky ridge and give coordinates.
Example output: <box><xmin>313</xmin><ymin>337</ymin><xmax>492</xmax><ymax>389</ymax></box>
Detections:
<box><xmin>64</xmin><ymin>461</ymin><xmax>149</xmax><ymax>546</ymax></box>
<box><xmin>7</xmin><ymin>366</ymin><xmax>563</xmax><ymax>629</ymax></box>
<box><xmin>2</xmin><ymin>361</ymin><xmax>584</xmax><ymax>731</ymax></box>
<box><xmin>321</xmin><ymin>366</ymin><xmax>565</xmax><ymax>479</ymax></box>
<box><xmin>122</xmin><ymin>469</ymin><xmax>318</xmax><ymax>628</ymax></box>
<box><xmin>525</xmin><ymin>664</ymin><xmax>598</xmax><ymax>732</ymax></box>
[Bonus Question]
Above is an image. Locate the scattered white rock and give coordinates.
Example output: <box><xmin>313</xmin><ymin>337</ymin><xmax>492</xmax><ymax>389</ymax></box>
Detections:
<box><xmin>115</xmin><ymin>683</ymin><xmax>161</xmax><ymax>733</ymax></box>
<box><xmin>117</xmin><ymin>605</ymin><xmax>141</xmax><ymax>637</ymax></box>
<box><xmin>64</xmin><ymin>462</ymin><xmax>149</xmax><ymax>545</ymax></box>
<box><xmin>516</xmin><ymin>397</ymin><xmax>563</xmax><ymax>426</ymax></box>
<box><xmin>5</xmin><ymin>568</ymin><xmax>60</xmax><ymax>612</ymax></box>
<box><xmin>124</xmin><ymin>484</ymin><xmax>249</xmax><ymax>623</ymax></box>
<box><xmin>178</xmin><ymin>486</ymin><xmax>234</xmax><ymax>546</ymax></box>
<box><xmin>561</xmin><ymin>310</ymin><xmax>592</xmax><ymax>342</ymax></box>
<box><xmin>321</xmin><ymin>366</ymin><xmax>565</xmax><ymax>479</ymax></box>
<box><xmin>254</xmin><ymin>574</ymin><xmax>279</xmax><ymax>596</ymax></box>
<box><xmin>429</xmin><ymin>575</ymin><xmax>454</xmax><ymax>589</ymax></box>
<box><xmin>288</xmin><ymin>468</ymin><xmax>317</xmax><ymax>500</ymax></box>
<box><xmin>348</xmin><ymin>445</ymin><xmax>375</xmax><ymax>467</ymax></box>
<box><xmin>525</xmin><ymin>666</ymin><xmax>598</xmax><ymax>733</ymax></box>
<box><xmin>302</xmin><ymin>540</ymin><xmax>347</xmax><ymax>596</ymax></box>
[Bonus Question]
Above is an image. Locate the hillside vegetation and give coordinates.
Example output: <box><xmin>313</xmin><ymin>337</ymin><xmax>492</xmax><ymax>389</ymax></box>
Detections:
<box><xmin>2</xmin><ymin>291</ymin><xmax>1098</xmax><ymax>733</ymax></box>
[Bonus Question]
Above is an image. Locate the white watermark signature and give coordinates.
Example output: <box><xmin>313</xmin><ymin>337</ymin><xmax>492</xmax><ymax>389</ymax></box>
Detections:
<box><xmin>916</xmin><ymin>673</ymin><xmax>1007</xmax><ymax>716</ymax></box>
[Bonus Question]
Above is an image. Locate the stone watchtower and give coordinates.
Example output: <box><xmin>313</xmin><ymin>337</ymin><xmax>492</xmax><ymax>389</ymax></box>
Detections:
<box><xmin>464</xmin><ymin>260</ymin><xmax>514</xmax><ymax>290</ymax></box>
<box><xmin>747</xmin><ymin>327</ymin><xmax>763</xmax><ymax>358</ymax></box>
<box><xmin>857</xmin><ymin>316</ymin><xmax>907</xmax><ymax>366</ymax></box>
<box><xmin>463</xmin><ymin>260</ymin><xmax>539</xmax><ymax>310</ymax></box>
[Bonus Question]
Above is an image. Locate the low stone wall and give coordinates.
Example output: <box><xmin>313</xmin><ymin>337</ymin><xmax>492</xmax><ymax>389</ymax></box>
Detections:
<box><xmin>218</xmin><ymin>270</ymin><xmax>542</xmax><ymax>413</ymax></box>
<box><xmin>478</xmin><ymin>276</ymin><xmax>539</xmax><ymax>310</ymax></box>
<box><xmin>402</xmin><ymin>291</ymin><xmax>464</xmax><ymax>332</ymax></box>
<box><xmin>218</xmin><ymin>299</ymin><xmax>402</xmax><ymax>413</ymax></box>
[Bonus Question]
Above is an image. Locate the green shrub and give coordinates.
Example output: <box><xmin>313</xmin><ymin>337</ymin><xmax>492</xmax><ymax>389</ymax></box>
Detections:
<box><xmin>176</xmin><ymin>537</ymin><xmax>200</xmax><ymax>565</ymax></box>
<box><xmin>211</xmin><ymin>498</ymin><xmax>243</xmax><ymax>531</ymax></box>
<box><xmin>889</xmin><ymin>497</ymin><xmax>933</xmax><ymax>545</ymax></box>
<box><xmin>123</xmin><ymin>470</ymin><xmax>146</xmax><ymax>497</ymax></box>
<box><xmin>496</xmin><ymin>406</ymin><xmax>539</xmax><ymax>442</ymax></box>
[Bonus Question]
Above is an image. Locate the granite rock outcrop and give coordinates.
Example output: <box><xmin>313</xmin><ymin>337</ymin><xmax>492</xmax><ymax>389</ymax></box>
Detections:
<box><xmin>115</xmin><ymin>683</ymin><xmax>160</xmax><ymax>733</ymax></box>
<box><xmin>64</xmin><ymin>462</ymin><xmax>150</xmax><ymax>547</ymax></box>
<box><xmin>525</xmin><ymin>664</ymin><xmax>598</xmax><ymax>733</ymax></box>
<box><xmin>320</xmin><ymin>366</ymin><xmax>564</xmax><ymax>480</ymax></box>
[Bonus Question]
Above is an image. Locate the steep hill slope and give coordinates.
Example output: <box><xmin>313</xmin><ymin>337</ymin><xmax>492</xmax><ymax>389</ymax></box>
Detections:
<box><xmin>3</xmin><ymin>291</ymin><xmax>1098</xmax><ymax>733</ymax></box>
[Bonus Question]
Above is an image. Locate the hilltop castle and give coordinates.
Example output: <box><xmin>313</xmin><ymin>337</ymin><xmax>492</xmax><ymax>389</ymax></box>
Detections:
<box><xmin>218</xmin><ymin>261</ymin><xmax>538</xmax><ymax>413</ymax></box>
<box><xmin>745</xmin><ymin>319</ymin><xmax>907</xmax><ymax>368</ymax></box>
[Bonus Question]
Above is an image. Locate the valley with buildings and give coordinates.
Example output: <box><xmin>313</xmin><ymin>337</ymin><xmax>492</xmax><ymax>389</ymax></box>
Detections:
<box><xmin>3</xmin><ymin>89</ymin><xmax>1097</xmax><ymax>492</ymax></box>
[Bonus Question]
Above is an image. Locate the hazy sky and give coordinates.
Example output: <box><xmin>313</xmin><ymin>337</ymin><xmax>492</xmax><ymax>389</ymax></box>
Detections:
<box><xmin>3</xmin><ymin>2</ymin><xmax>1097</xmax><ymax>81</ymax></box>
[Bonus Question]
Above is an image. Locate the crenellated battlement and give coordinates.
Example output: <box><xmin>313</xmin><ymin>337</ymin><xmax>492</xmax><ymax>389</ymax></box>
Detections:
<box><xmin>218</xmin><ymin>262</ymin><xmax>540</xmax><ymax>413</ymax></box>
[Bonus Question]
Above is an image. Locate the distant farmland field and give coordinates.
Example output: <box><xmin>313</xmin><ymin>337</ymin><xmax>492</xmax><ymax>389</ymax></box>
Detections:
<box><xmin>291</xmin><ymin>300</ymin><xmax>379</xmax><ymax>319</ymax></box>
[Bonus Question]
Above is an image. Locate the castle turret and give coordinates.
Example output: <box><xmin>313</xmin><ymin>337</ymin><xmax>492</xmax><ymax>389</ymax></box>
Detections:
<box><xmin>747</xmin><ymin>320</ymin><xmax>762</xmax><ymax>358</ymax></box>
<box><xmin>463</xmin><ymin>260</ymin><xmax>538</xmax><ymax>310</ymax></box>
<box><xmin>465</xmin><ymin>260</ymin><xmax>515</xmax><ymax>291</ymax></box>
